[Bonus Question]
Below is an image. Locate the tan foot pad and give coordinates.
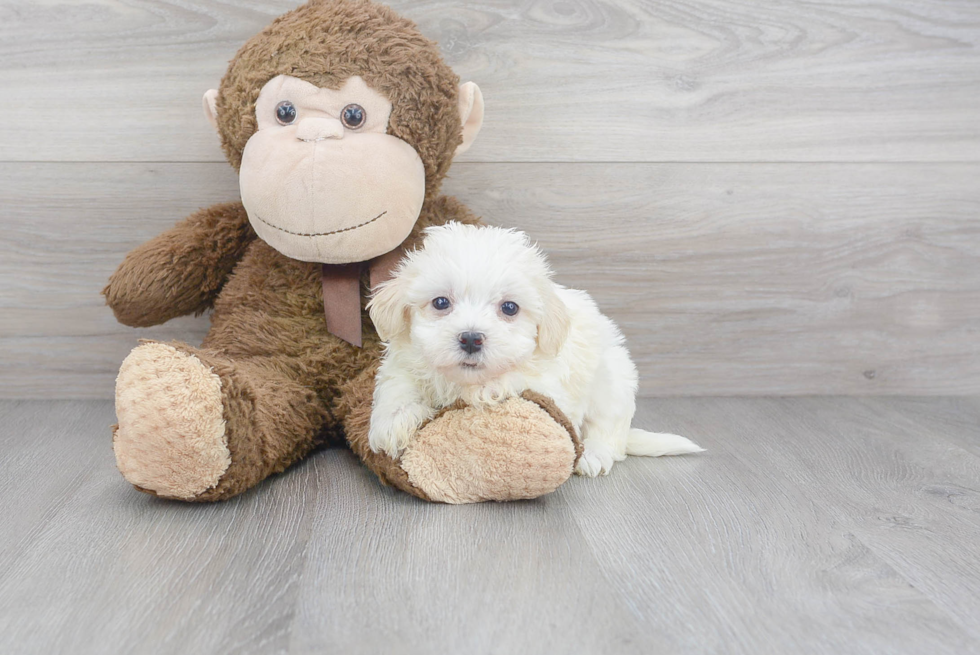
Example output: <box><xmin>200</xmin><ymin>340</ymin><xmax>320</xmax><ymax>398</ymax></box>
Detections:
<box><xmin>400</xmin><ymin>395</ymin><xmax>578</xmax><ymax>504</ymax></box>
<box><xmin>113</xmin><ymin>343</ymin><xmax>229</xmax><ymax>500</ymax></box>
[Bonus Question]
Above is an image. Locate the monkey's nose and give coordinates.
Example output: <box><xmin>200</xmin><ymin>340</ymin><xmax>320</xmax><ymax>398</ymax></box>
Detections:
<box><xmin>296</xmin><ymin>118</ymin><xmax>344</xmax><ymax>142</ymax></box>
<box><xmin>458</xmin><ymin>332</ymin><xmax>484</xmax><ymax>354</ymax></box>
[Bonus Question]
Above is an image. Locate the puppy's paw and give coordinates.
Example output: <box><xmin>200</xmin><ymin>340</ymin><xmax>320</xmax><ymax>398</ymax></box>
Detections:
<box><xmin>575</xmin><ymin>439</ymin><xmax>617</xmax><ymax>477</ymax></box>
<box><xmin>369</xmin><ymin>403</ymin><xmax>432</xmax><ymax>459</ymax></box>
<box><xmin>575</xmin><ymin>450</ymin><xmax>605</xmax><ymax>477</ymax></box>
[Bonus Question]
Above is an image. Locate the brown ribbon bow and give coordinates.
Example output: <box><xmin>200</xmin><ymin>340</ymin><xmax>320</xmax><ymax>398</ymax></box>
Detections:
<box><xmin>320</xmin><ymin>248</ymin><xmax>404</xmax><ymax>348</ymax></box>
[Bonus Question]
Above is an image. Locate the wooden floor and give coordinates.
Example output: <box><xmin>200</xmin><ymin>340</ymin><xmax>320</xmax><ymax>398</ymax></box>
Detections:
<box><xmin>1</xmin><ymin>397</ymin><xmax>979</xmax><ymax>654</ymax></box>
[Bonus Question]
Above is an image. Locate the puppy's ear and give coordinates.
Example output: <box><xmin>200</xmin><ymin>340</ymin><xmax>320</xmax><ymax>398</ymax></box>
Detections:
<box><xmin>368</xmin><ymin>278</ymin><xmax>410</xmax><ymax>342</ymax></box>
<box><xmin>537</xmin><ymin>285</ymin><xmax>571</xmax><ymax>357</ymax></box>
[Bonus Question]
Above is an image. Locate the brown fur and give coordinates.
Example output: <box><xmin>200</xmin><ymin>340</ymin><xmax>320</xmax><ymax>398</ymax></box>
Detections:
<box><xmin>104</xmin><ymin>202</ymin><xmax>255</xmax><ymax>327</ymax></box>
<box><xmin>104</xmin><ymin>0</ymin><xmax>576</xmax><ymax>502</ymax></box>
<box><xmin>215</xmin><ymin>0</ymin><xmax>463</xmax><ymax>196</ymax></box>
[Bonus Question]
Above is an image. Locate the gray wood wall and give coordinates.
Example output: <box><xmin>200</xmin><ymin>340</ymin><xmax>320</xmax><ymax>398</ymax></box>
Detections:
<box><xmin>1</xmin><ymin>0</ymin><xmax>978</xmax><ymax>398</ymax></box>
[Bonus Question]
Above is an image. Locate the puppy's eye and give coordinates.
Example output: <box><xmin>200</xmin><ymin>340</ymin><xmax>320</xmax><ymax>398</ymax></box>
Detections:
<box><xmin>432</xmin><ymin>297</ymin><xmax>451</xmax><ymax>311</ymax></box>
<box><xmin>275</xmin><ymin>101</ymin><xmax>297</xmax><ymax>125</ymax></box>
<box><xmin>501</xmin><ymin>301</ymin><xmax>519</xmax><ymax>316</ymax></box>
<box><xmin>341</xmin><ymin>103</ymin><xmax>366</xmax><ymax>129</ymax></box>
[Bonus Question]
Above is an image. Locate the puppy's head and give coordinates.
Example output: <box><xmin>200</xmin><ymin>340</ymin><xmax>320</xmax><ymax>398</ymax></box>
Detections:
<box><xmin>368</xmin><ymin>222</ymin><xmax>570</xmax><ymax>385</ymax></box>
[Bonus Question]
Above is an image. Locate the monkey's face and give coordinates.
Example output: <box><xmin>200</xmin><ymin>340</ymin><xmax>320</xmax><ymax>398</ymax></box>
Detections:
<box><xmin>236</xmin><ymin>75</ymin><xmax>426</xmax><ymax>264</ymax></box>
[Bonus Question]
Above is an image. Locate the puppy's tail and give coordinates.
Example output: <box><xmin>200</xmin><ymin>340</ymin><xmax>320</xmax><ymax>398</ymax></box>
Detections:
<box><xmin>626</xmin><ymin>429</ymin><xmax>705</xmax><ymax>457</ymax></box>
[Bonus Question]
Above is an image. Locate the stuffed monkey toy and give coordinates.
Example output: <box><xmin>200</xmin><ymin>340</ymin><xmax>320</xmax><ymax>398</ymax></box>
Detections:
<box><xmin>104</xmin><ymin>0</ymin><xmax>581</xmax><ymax>503</ymax></box>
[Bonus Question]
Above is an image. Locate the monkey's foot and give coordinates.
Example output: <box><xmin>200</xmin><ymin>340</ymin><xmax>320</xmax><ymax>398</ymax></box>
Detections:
<box><xmin>398</xmin><ymin>392</ymin><xmax>582</xmax><ymax>504</ymax></box>
<box><xmin>113</xmin><ymin>342</ymin><xmax>230</xmax><ymax>500</ymax></box>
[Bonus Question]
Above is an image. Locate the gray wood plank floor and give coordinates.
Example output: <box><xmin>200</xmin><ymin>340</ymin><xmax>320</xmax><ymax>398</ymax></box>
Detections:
<box><xmin>1</xmin><ymin>398</ymin><xmax>978</xmax><ymax>654</ymax></box>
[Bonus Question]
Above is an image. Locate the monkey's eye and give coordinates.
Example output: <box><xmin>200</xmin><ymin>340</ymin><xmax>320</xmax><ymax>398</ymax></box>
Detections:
<box><xmin>501</xmin><ymin>301</ymin><xmax>519</xmax><ymax>316</ymax></box>
<box><xmin>341</xmin><ymin>104</ymin><xmax>366</xmax><ymax>129</ymax></box>
<box><xmin>432</xmin><ymin>297</ymin><xmax>451</xmax><ymax>311</ymax></box>
<box><xmin>275</xmin><ymin>101</ymin><xmax>297</xmax><ymax>125</ymax></box>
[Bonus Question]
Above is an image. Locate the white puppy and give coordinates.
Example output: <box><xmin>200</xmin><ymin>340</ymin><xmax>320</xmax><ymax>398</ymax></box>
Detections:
<box><xmin>367</xmin><ymin>223</ymin><xmax>703</xmax><ymax>476</ymax></box>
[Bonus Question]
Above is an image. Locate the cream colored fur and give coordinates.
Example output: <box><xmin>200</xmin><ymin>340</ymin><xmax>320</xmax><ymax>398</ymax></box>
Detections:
<box><xmin>401</xmin><ymin>396</ymin><xmax>576</xmax><ymax>503</ymax></box>
<box><xmin>113</xmin><ymin>343</ymin><xmax>230</xmax><ymax>500</ymax></box>
<box><xmin>454</xmin><ymin>82</ymin><xmax>484</xmax><ymax>156</ymax></box>
<box><xmin>368</xmin><ymin>223</ymin><xmax>704</xmax><ymax>476</ymax></box>
<box><xmin>204</xmin><ymin>75</ymin><xmax>484</xmax><ymax>265</ymax></box>
<box><xmin>239</xmin><ymin>75</ymin><xmax>425</xmax><ymax>264</ymax></box>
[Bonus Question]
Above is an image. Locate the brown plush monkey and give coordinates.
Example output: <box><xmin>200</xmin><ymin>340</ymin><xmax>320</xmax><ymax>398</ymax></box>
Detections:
<box><xmin>104</xmin><ymin>0</ymin><xmax>581</xmax><ymax>503</ymax></box>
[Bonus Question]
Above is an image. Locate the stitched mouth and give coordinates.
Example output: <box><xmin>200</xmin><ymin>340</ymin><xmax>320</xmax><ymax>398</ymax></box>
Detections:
<box><xmin>253</xmin><ymin>210</ymin><xmax>387</xmax><ymax>238</ymax></box>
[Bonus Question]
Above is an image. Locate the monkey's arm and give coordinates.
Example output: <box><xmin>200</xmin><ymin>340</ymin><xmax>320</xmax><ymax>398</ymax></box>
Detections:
<box><xmin>103</xmin><ymin>202</ymin><xmax>256</xmax><ymax>327</ymax></box>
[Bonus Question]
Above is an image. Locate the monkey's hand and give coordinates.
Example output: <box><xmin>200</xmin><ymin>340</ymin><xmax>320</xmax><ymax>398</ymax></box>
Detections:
<box><xmin>103</xmin><ymin>202</ymin><xmax>255</xmax><ymax>327</ymax></box>
<box><xmin>394</xmin><ymin>392</ymin><xmax>582</xmax><ymax>503</ymax></box>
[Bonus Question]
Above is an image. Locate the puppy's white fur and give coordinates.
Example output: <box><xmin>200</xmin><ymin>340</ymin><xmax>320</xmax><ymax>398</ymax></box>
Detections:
<box><xmin>367</xmin><ymin>223</ymin><xmax>703</xmax><ymax>476</ymax></box>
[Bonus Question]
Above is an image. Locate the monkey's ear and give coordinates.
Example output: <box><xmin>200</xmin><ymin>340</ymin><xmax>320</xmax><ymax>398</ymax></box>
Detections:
<box><xmin>368</xmin><ymin>277</ymin><xmax>411</xmax><ymax>342</ymax></box>
<box><xmin>202</xmin><ymin>89</ymin><xmax>220</xmax><ymax>133</ymax></box>
<box><xmin>455</xmin><ymin>82</ymin><xmax>484</xmax><ymax>156</ymax></box>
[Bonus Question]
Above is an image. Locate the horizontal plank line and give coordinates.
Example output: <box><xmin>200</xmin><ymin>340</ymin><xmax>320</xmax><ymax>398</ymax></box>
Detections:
<box><xmin>1</xmin><ymin>160</ymin><xmax>979</xmax><ymax>166</ymax></box>
<box><xmin>3</xmin><ymin>161</ymin><xmax>978</xmax><ymax>397</ymax></box>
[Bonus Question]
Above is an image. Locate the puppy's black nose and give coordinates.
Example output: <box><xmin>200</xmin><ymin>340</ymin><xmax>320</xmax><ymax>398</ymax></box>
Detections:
<box><xmin>458</xmin><ymin>331</ymin><xmax>484</xmax><ymax>354</ymax></box>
